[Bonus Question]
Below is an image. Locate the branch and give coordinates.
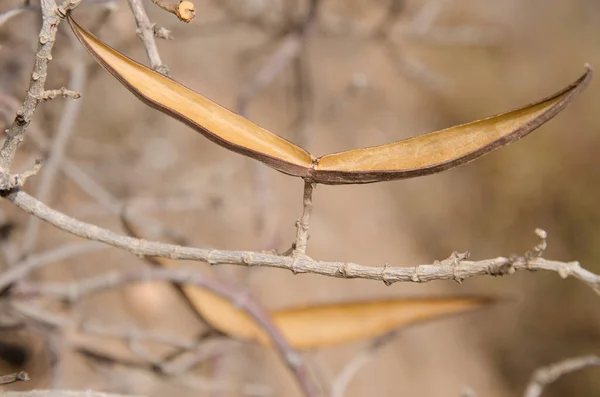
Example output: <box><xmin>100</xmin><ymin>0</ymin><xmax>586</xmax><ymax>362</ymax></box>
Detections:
<box><xmin>523</xmin><ymin>355</ymin><xmax>600</xmax><ymax>397</ymax></box>
<box><xmin>21</xmin><ymin>37</ymin><xmax>87</xmax><ymax>255</ymax></box>
<box><xmin>4</xmin><ymin>189</ymin><xmax>600</xmax><ymax>295</ymax></box>
<box><xmin>0</xmin><ymin>242</ymin><xmax>106</xmax><ymax>290</ymax></box>
<box><xmin>0</xmin><ymin>0</ymin><xmax>62</xmax><ymax>171</ymax></box>
<box><xmin>293</xmin><ymin>181</ymin><xmax>315</xmax><ymax>255</ymax></box>
<box><xmin>127</xmin><ymin>0</ymin><xmax>170</xmax><ymax>75</ymax></box>
<box><xmin>150</xmin><ymin>0</ymin><xmax>196</xmax><ymax>23</ymax></box>
<box><xmin>15</xmin><ymin>266</ymin><xmax>321</xmax><ymax>397</ymax></box>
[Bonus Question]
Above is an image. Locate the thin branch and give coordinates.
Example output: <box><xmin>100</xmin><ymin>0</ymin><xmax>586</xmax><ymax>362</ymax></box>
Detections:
<box><xmin>150</xmin><ymin>0</ymin><xmax>196</xmax><ymax>23</ymax></box>
<box><xmin>127</xmin><ymin>0</ymin><xmax>170</xmax><ymax>75</ymax></box>
<box><xmin>0</xmin><ymin>242</ymin><xmax>106</xmax><ymax>290</ymax></box>
<box><xmin>236</xmin><ymin>0</ymin><xmax>320</xmax><ymax>237</ymax></box>
<box><xmin>0</xmin><ymin>0</ymin><xmax>63</xmax><ymax>171</ymax></box>
<box><xmin>5</xmin><ymin>189</ymin><xmax>599</xmax><ymax>294</ymax></box>
<box><xmin>523</xmin><ymin>355</ymin><xmax>600</xmax><ymax>397</ymax></box>
<box><xmin>0</xmin><ymin>7</ymin><xmax>26</xmax><ymax>28</ymax></box>
<box><xmin>293</xmin><ymin>181</ymin><xmax>315</xmax><ymax>255</ymax></box>
<box><xmin>331</xmin><ymin>330</ymin><xmax>399</xmax><ymax>397</ymax></box>
<box><xmin>21</xmin><ymin>38</ymin><xmax>87</xmax><ymax>255</ymax></box>
<box><xmin>15</xmin><ymin>266</ymin><xmax>321</xmax><ymax>397</ymax></box>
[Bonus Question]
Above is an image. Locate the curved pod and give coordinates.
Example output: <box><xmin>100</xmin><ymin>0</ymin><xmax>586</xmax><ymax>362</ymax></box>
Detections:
<box><xmin>68</xmin><ymin>16</ymin><xmax>592</xmax><ymax>185</ymax></box>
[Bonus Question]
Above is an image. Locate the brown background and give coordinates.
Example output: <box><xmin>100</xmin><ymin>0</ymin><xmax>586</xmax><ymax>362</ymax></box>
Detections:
<box><xmin>0</xmin><ymin>0</ymin><xmax>599</xmax><ymax>396</ymax></box>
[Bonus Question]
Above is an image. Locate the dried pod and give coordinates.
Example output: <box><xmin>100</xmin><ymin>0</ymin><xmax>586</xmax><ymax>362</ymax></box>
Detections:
<box><xmin>68</xmin><ymin>16</ymin><xmax>592</xmax><ymax>184</ymax></box>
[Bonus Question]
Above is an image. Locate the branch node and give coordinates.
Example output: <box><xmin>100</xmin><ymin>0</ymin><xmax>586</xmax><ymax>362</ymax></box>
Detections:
<box><xmin>39</xmin><ymin>87</ymin><xmax>82</xmax><ymax>102</ymax></box>
<box><xmin>134</xmin><ymin>238</ymin><xmax>147</xmax><ymax>258</ymax></box>
<box><xmin>525</xmin><ymin>228</ymin><xmax>548</xmax><ymax>265</ymax></box>
<box><xmin>290</xmin><ymin>254</ymin><xmax>303</xmax><ymax>275</ymax></box>
<box><xmin>154</xmin><ymin>24</ymin><xmax>173</xmax><ymax>40</ymax></box>
<box><xmin>337</xmin><ymin>262</ymin><xmax>349</xmax><ymax>278</ymax></box>
<box><xmin>0</xmin><ymin>159</ymin><xmax>43</xmax><ymax>193</ymax></box>
<box><xmin>206</xmin><ymin>249</ymin><xmax>217</xmax><ymax>265</ymax></box>
<box><xmin>381</xmin><ymin>264</ymin><xmax>393</xmax><ymax>285</ymax></box>
<box><xmin>411</xmin><ymin>265</ymin><xmax>422</xmax><ymax>283</ymax></box>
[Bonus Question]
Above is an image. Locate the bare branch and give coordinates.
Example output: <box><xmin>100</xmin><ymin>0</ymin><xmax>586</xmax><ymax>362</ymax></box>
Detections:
<box><xmin>15</xmin><ymin>266</ymin><xmax>321</xmax><ymax>397</ymax></box>
<box><xmin>127</xmin><ymin>0</ymin><xmax>170</xmax><ymax>74</ymax></box>
<box><xmin>0</xmin><ymin>0</ymin><xmax>62</xmax><ymax>171</ymax></box>
<box><xmin>0</xmin><ymin>242</ymin><xmax>106</xmax><ymax>290</ymax></box>
<box><xmin>523</xmin><ymin>355</ymin><xmax>600</xmax><ymax>397</ymax></box>
<box><xmin>5</xmin><ymin>189</ymin><xmax>599</xmax><ymax>294</ymax></box>
<box><xmin>150</xmin><ymin>0</ymin><xmax>196</xmax><ymax>23</ymax></box>
<box><xmin>331</xmin><ymin>331</ymin><xmax>399</xmax><ymax>397</ymax></box>
<box><xmin>293</xmin><ymin>181</ymin><xmax>315</xmax><ymax>255</ymax></box>
<box><xmin>0</xmin><ymin>8</ymin><xmax>26</xmax><ymax>28</ymax></box>
<box><xmin>0</xmin><ymin>160</ymin><xmax>43</xmax><ymax>192</ymax></box>
<box><xmin>21</xmin><ymin>39</ymin><xmax>88</xmax><ymax>255</ymax></box>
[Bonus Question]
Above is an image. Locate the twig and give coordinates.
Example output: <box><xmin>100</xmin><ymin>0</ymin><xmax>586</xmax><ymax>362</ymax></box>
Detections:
<box><xmin>0</xmin><ymin>160</ymin><xmax>43</xmax><ymax>192</ymax></box>
<box><xmin>0</xmin><ymin>242</ymin><xmax>106</xmax><ymax>290</ymax></box>
<box><xmin>236</xmin><ymin>0</ymin><xmax>320</xmax><ymax>237</ymax></box>
<box><xmin>127</xmin><ymin>0</ymin><xmax>169</xmax><ymax>75</ymax></box>
<box><xmin>236</xmin><ymin>0</ymin><xmax>320</xmax><ymax>114</ymax></box>
<box><xmin>0</xmin><ymin>371</ymin><xmax>29</xmax><ymax>385</ymax></box>
<box><xmin>15</xmin><ymin>266</ymin><xmax>321</xmax><ymax>397</ymax></box>
<box><xmin>523</xmin><ymin>355</ymin><xmax>600</xmax><ymax>397</ymax></box>
<box><xmin>20</xmin><ymin>38</ymin><xmax>87</xmax><ymax>255</ymax></box>
<box><xmin>0</xmin><ymin>8</ymin><xmax>26</xmax><ymax>28</ymax></box>
<box><xmin>150</xmin><ymin>0</ymin><xmax>195</xmax><ymax>23</ymax></box>
<box><xmin>5</xmin><ymin>189</ymin><xmax>600</xmax><ymax>294</ymax></box>
<box><xmin>0</xmin><ymin>0</ymin><xmax>64</xmax><ymax>171</ymax></box>
<box><xmin>293</xmin><ymin>181</ymin><xmax>315</xmax><ymax>255</ymax></box>
<box><xmin>331</xmin><ymin>331</ymin><xmax>398</xmax><ymax>397</ymax></box>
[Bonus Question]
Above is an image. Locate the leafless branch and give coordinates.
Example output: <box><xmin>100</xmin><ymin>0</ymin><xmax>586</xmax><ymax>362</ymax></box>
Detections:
<box><xmin>0</xmin><ymin>7</ymin><xmax>26</xmax><ymax>28</ymax></box>
<box><xmin>236</xmin><ymin>0</ymin><xmax>320</xmax><ymax>237</ymax></box>
<box><xmin>293</xmin><ymin>181</ymin><xmax>315</xmax><ymax>255</ymax></box>
<box><xmin>21</xmin><ymin>37</ymin><xmax>87</xmax><ymax>255</ymax></box>
<box><xmin>127</xmin><ymin>0</ymin><xmax>170</xmax><ymax>75</ymax></box>
<box><xmin>523</xmin><ymin>355</ymin><xmax>600</xmax><ymax>397</ymax></box>
<box><xmin>14</xmin><ymin>266</ymin><xmax>321</xmax><ymax>397</ymax></box>
<box><xmin>150</xmin><ymin>0</ymin><xmax>196</xmax><ymax>23</ymax></box>
<box><xmin>331</xmin><ymin>330</ymin><xmax>399</xmax><ymax>397</ymax></box>
<box><xmin>0</xmin><ymin>0</ymin><xmax>64</xmax><ymax>171</ymax></box>
<box><xmin>0</xmin><ymin>242</ymin><xmax>106</xmax><ymax>290</ymax></box>
<box><xmin>5</xmin><ymin>189</ymin><xmax>599</xmax><ymax>294</ymax></box>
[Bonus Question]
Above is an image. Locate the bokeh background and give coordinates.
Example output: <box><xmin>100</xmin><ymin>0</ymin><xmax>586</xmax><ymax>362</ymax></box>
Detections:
<box><xmin>0</xmin><ymin>0</ymin><xmax>599</xmax><ymax>396</ymax></box>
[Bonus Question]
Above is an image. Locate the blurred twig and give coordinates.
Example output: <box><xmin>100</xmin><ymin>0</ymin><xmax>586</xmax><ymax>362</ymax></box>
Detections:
<box><xmin>330</xmin><ymin>330</ymin><xmax>399</xmax><ymax>397</ymax></box>
<box><xmin>237</xmin><ymin>0</ymin><xmax>320</xmax><ymax>236</ymax></box>
<box><xmin>21</xmin><ymin>38</ymin><xmax>87</xmax><ymax>256</ymax></box>
<box><xmin>523</xmin><ymin>355</ymin><xmax>600</xmax><ymax>397</ymax></box>
<box><xmin>15</xmin><ymin>266</ymin><xmax>321</xmax><ymax>397</ymax></box>
<box><xmin>0</xmin><ymin>8</ymin><xmax>26</xmax><ymax>28</ymax></box>
<box><xmin>0</xmin><ymin>242</ymin><xmax>105</xmax><ymax>290</ymax></box>
<box><xmin>0</xmin><ymin>370</ymin><xmax>29</xmax><ymax>385</ymax></box>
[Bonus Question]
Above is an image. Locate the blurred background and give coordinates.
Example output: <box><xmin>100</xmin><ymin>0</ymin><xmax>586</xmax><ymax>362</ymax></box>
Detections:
<box><xmin>0</xmin><ymin>0</ymin><xmax>599</xmax><ymax>396</ymax></box>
